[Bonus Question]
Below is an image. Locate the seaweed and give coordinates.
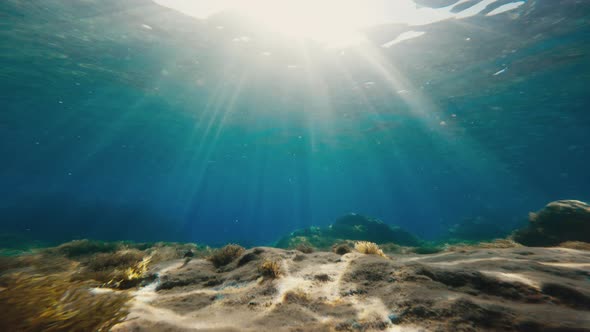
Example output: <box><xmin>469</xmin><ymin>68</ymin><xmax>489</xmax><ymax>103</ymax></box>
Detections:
<box><xmin>259</xmin><ymin>259</ymin><xmax>282</xmax><ymax>279</ymax></box>
<box><xmin>332</xmin><ymin>243</ymin><xmax>352</xmax><ymax>255</ymax></box>
<box><xmin>295</xmin><ymin>243</ymin><xmax>315</xmax><ymax>254</ymax></box>
<box><xmin>208</xmin><ymin>244</ymin><xmax>245</xmax><ymax>268</ymax></box>
<box><xmin>354</xmin><ymin>241</ymin><xmax>387</xmax><ymax>258</ymax></box>
<box><xmin>67</xmin><ymin>247</ymin><xmax>159</xmax><ymax>289</ymax></box>
<box><xmin>50</xmin><ymin>240</ymin><xmax>122</xmax><ymax>258</ymax></box>
<box><xmin>85</xmin><ymin>249</ymin><xmax>145</xmax><ymax>272</ymax></box>
<box><xmin>0</xmin><ymin>273</ymin><xmax>129</xmax><ymax>332</ymax></box>
<box><xmin>283</xmin><ymin>289</ymin><xmax>311</xmax><ymax>304</ymax></box>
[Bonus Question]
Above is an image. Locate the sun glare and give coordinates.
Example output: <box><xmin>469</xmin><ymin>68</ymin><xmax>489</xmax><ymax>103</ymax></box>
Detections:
<box><xmin>155</xmin><ymin>0</ymin><xmax>426</xmax><ymax>47</ymax></box>
<box><xmin>155</xmin><ymin>0</ymin><xmax>526</xmax><ymax>47</ymax></box>
<box><xmin>238</xmin><ymin>0</ymin><xmax>368</xmax><ymax>47</ymax></box>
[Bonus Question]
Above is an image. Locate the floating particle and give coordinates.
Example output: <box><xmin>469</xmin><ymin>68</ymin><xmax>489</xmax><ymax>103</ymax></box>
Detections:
<box><xmin>493</xmin><ymin>68</ymin><xmax>508</xmax><ymax>76</ymax></box>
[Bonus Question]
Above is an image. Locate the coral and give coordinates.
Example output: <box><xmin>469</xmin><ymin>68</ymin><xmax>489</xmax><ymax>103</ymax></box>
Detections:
<box><xmin>354</xmin><ymin>241</ymin><xmax>387</xmax><ymax>258</ymax></box>
<box><xmin>259</xmin><ymin>259</ymin><xmax>282</xmax><ymax>279</ymax></box>
<box><xmin>0</xmin><ymin>273</ymin><xmax>129</xmax><ymax>332</ymax></box>
<box><xmin>208</xmin><ymin>244</ymin><xmax>245</xmax><ymax>268</ymax></box>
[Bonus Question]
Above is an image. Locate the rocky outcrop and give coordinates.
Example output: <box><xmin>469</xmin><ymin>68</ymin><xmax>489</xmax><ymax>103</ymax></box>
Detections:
<box><xmin>514</xmin><ymin>200</ymin><xmax>590</xmax><ymax>246</ymax></box>
<box><xmin>276</xmin><ymin>213</ymin><xmax>421</xmax><ymax>249</ymax></box>
<box><xmin>330</xmin><ymin>214</ymin><xmax>420</xmax><ymax>246</ymax></box>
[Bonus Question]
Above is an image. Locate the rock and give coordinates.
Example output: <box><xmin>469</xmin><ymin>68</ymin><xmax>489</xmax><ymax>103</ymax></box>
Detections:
<box><xmin>275</xmin><ymin>213</ymin><xmax>421</xmax><ymax>249</ymax></box>
<box><xmin>514</xmin><ymin>200</ymin><xmax>590</xmax><ymax>246</ymax></box>
<box><xmin>330</xmin><ymin>214</ymin><xmax>420</xmax><ymax>246</ymax></box>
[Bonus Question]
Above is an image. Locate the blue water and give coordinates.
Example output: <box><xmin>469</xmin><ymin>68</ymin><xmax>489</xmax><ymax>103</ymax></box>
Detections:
<box><xmin>1</xmin><ymin>0</ymin><xmax>589</xmax><ymax>247</ymax></box>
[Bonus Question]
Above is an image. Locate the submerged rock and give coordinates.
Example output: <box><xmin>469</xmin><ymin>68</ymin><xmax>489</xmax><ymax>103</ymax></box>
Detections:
<box><xmin>277</xmin><ymin>213</ymin><xmax>420</xmax><ymax>249</ymax></box>
<box><xmin>514</xmin><ymin>200</ymin><xmax>590</xmax><ymax>246</ymax></box>
<box><xmin>276</xmin><ymin>213</ymin><xmax>420</xmax><ymax>249</ymax></box>
<box><xmin>330</xmin><ymin>214</ymin><xmax>420</xmax><ymax>246</ymax></box>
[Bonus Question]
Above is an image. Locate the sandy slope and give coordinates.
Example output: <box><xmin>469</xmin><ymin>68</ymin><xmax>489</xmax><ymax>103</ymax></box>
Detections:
<box><xmin>112</xmin><ymin>247</ymin><xmax>590</xmax><ymax>331</ymax></box>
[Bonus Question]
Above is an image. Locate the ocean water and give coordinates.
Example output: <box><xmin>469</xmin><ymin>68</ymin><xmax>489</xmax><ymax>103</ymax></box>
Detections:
<box><xmin>1</xmin><ymin>0</ymin><xmax>589</xmax><ymax>248</ymax></box>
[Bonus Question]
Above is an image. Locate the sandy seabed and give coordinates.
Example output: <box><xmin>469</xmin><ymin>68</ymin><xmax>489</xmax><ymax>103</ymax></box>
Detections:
<box><xmin>111</xmin><ymin>246</ymin><xmax>590</xmax><ymax>332</ymax></box>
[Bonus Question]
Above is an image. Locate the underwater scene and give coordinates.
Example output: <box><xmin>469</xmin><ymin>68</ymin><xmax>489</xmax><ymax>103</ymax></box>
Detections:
<box><xmin>1</xmin><ymin>0</ymin><xmax>590</xmax><ymax>330</ymax></box>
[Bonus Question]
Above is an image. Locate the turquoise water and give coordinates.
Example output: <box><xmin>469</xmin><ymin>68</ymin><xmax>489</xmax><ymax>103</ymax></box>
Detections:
<box><xmin>1</xmin><ymin>0</ymin><xmax>589</xmax><ymax>247</ymax></box>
